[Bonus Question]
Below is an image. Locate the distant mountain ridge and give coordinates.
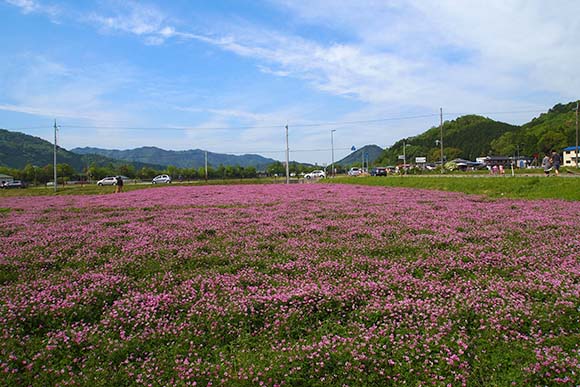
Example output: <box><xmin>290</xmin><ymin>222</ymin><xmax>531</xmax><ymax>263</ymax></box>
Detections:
<box><xmin>71</xmin><ymin>146</ymin><xmax>278</xmax><ymax>170</ymax></box>
<box><xmin>0</xmin><ymin>129</ymin><xmax>164</xmax><ymax>171</ymax></box>
<box><xmin>336</xmin><ymin>145</ymin><xmax>384</xmax><ymax>166</ymax></box>
<box><xmin>2</xmin><ymin>102</ymin><xmax>577</xmax><ymax>172</ymax></box>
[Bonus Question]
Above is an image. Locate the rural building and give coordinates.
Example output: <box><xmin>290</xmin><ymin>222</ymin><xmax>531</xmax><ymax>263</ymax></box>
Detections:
<box><xmin>563</xmin><ymin>146</ymin><xmax>579</xmax><ymax>167</ymax></box>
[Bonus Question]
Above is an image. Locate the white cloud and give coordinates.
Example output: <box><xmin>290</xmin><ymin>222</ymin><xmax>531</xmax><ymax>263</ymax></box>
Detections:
<box><xmin>0</xmin><ymin>56</ymin><xmax>139</xmax><ymax>129</ymax></box>
<box><xmin>89</xmin><ymin>1</ymin><xmax>176</xmax><ymax>44</ymax></box>
<box><xmin>4</xmin><ymin>1</ymin><xmax>579</xmax><ymax>162</ymax></box>
<box><xmin>5</xmin><ymin>0</ymin><xmax>60</xmax><ymax>17</ymax></box>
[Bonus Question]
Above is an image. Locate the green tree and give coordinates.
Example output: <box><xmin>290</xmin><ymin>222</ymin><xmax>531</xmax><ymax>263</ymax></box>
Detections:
<box><xmin>267</xmin><ymin>161</ymin><xmax>285</xmax><ymax>176</ymax></box>
<box><xmin>242</xmin><ymin>166</ymin><xmax>257</xmax><ymax>178</ymax></box>
<box><xmin>537</xmin><ymin>131</ymin><xmax>567</xmax><ymax>153</ymax></box>
<box><xmin>166</xmin><ymin>165</ymin><xmax>179</xmax><ymax>179</ymax></box>
<box><xmin>56</xmin><ymin>163</ymin><xmax>75</xmax><ymax>184</ymax></box>
<box><xmin>444</xmin><ymin>147</ymin><xmax>463</xmax><ymax>161</ymax></box>
<box><xmin>137</xmin><ymin>167</ymin><xmax>156</xmax><ymax>180</ymax></box>
<box><xmin>118</xmin><ymin>164</ymin><xmax>136</xmax><ymax>178</ymax></box>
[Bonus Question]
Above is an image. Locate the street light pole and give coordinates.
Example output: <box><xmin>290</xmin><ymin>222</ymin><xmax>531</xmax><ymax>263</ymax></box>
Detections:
<box><xmin>576</xmin><ymin>102</ymin><xmax>578</xmax><ymax>169</ymax></box>
<box><xmin>439</xmin><ymin>107</ymin><xmax>444</xmax><ymax>173</ymax></box>
<box><xmin>53</xmin><ymin>119</ymin><xmax>58</xmax><ymax>191</ymax></box>
<box><xmin>331</xmin><ymin>129</ymin><xmax>336</xmax><ymax>177</ymax></box>
<box><xmin>403</xmin><ymin>140</ymin><xmax>408</xmax><ymax>175</ymax></box>
<box><xmin>285</xmin><ymin>125</ymin><xmax>290</xmax><ymax>184</ymax></box>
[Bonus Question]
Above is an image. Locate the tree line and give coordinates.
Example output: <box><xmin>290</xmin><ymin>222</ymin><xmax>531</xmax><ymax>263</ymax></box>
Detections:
<box><xmin>0</xmin><ymin>161</ymin><xmax>338</xmax><ymax>185</ymax></box>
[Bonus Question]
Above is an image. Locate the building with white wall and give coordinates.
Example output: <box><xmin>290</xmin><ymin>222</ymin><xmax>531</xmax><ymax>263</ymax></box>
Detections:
<box><xmin>563</xmin><ymin>146</ymin><xmax>579</xmax><ymax>168</ymax></box>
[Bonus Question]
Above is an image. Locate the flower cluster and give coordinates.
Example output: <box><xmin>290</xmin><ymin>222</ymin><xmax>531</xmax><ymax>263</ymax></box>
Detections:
<box><xmin>1</xmin><ymin>184</ymin><xmax>579</xmax><ymax>386</ymax></box>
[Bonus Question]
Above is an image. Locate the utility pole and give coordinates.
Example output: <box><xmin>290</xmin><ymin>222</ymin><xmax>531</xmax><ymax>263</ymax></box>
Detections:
<box><xmin>53</xmin><ymin>119</ymin><xmax>58</xmax><ymax>191</ymax></box>
<box><xmin>576</xmin><ymin>102</ymin><xmax>578</xmax><ymax>169</ymax></box>
<box><xmin>403</xmin><ymin>140</ymin><xmax>408</xmax><ymax>175</ymax></box>
<box><xmin>440</xmin><ymin>107</ymin><xmax>444</xmax><ymax>173</ymax></box>
<box><xmin>331</xmin><ymin>129</ymin><xmax>336</xmax><ymax>177</ymax></box>
<box><xmin>285</xmin><ymin>125</ymin><xmax>290</xmax><ymax>184</ymax></box>
<box><xmin>204</xmin><ymin>151</ymin><xmax>208</xmax><ymax>181</ymax></box>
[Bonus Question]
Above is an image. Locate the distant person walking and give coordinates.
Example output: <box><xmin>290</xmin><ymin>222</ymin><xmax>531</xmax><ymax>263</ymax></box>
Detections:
<box><xmin>115</xmin><ymin>176</ymin><xmax>124</xmax><ymax>193</ymax></box>
<box><xmin>551</xmin><ymin>150</ymin><xmax>561</xmax><ymax>176</ymax></box>
<box><xmin>542</xmin><ymin>153</ymin><xmax>551</xmax><ymax>176</ymax></box>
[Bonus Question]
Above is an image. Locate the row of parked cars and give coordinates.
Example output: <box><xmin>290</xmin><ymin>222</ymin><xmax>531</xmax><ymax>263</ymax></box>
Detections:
<box><xmin>303</xmin><ymin>166</ymin><xmax>395</xmax><ymax>179</ymax></box>
<box><xmin>303</xmin><ymin>166</ymin><xmax>397</xmax><ymax>179</ymax></box>
<box><xmin>96</xmin><ymin>174</ymin><xmax>172</xmax><ymax>185</ymax></box>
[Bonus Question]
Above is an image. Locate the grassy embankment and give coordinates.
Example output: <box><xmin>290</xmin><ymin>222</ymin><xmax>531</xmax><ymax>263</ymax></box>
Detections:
<box><xmin>1</xmin><ymin>175</ymin><xmax>579</xmax><ymax>200</ymax></box>
<box><xmin>0</xmin><ymin>178</ymin><xmax>286</xmax><ymax>197</ymax></box>
<box><xmin>325</xmin><ymin>175</ymin><xmax>580</xmax><ymax>201</ymax></box>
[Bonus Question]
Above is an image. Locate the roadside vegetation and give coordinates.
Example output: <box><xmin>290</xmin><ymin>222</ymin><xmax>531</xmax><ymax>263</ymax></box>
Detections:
<box><xmin>326</xmin><ymin>175</ymin><xmax>580</xmax><ymax>201</ymax></box>
<box><xmin>1</xmin><ymin>173</ymin><xmax>579</xmax><ymax>200</ymax></box>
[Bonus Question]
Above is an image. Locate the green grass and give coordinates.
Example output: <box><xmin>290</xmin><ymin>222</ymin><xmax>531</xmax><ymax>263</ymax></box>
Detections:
<box><xmin>325</xmin><ymin>175</ymin><xmax>580</xmax><ymax>200</ymax></box>
<box><xmin>2</xmin><ymin>175</ymin><xmax>579</xmax><ymax>200</ymax></box>
<box><xmin>0</xmin><ymin>178</ymin><xmax>287</xmax><ymax>197</ymax></box>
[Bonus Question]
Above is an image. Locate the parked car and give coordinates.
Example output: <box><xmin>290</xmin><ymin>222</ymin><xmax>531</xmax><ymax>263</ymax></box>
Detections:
<box><xmin>97</xmin><ymin>176</ymin><xmax>118</xmax><ymax>186</ymax></box>
<box><xmin>96</xmin><ymin>176</ymin><xmax>129</xmax><ymax>186</ymax></box>
<box><xmin>370</xmin><ymin>167</ymin><xmax>387</xmax><ymax>176</ymax></box>
<box><xmin>304</xmin><ymin>170</ymin><xmax>326</xmax><ymax>179</ymax></box>
<box><xmin>1</xmin><ymin>180</ymin><xmax>27</xmax><ymax>189</ymax></box>
<box><xmin>348</xmin><ymin>167</ymin><xmax>362</xmax><ymax>176</ymax></box>
<box><xmin>152</xmin><ymin>174</ymin><xmax>172</xmax><ymax>184</ymax></box>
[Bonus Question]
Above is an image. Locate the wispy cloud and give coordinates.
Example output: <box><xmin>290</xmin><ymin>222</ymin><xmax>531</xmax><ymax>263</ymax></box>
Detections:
<box><xmin>88</xmin><ymin>1</ymin><xmax>182</xmax><ymax>45</ymax></box>
<box><xmin>1</xmin><ymin>55</ymin><xmax>138</xmax><ymax>125</ymax></box>
<box><xmin>4</xmin><ymin>1</ymin><xmax>579</xmax><ymax>161</ymax></box>
<box><xmin>5</xmin><ymin>0</ymin><xmax>60</xmax><ymax>17</ymax></box>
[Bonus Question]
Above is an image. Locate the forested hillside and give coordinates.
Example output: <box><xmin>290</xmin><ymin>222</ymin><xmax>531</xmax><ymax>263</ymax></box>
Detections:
<box><xmin>376</xmin><ymin>115</ymin><xmax>518</xmax><ymax>165</ymax></box>
<box><xmin>0</xmin><ymin>129</ymin><xmax>164</xmax><ymax>171</ymax></box>
<box><xmin>490</xmin><ymin>102</ymin><xmax>578</xmax><ymax>157</ymax></box>
<box><xmin>376</xmin><ymin>102</ymin><xmax>579</xmax><ymax>165</ymax></box>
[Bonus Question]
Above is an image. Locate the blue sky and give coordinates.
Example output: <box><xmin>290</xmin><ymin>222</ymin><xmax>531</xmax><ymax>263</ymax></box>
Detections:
<box><xmin>1</xmin><ymin>0</ymin><xmax>579</xmax><ymax>164</ymax></box>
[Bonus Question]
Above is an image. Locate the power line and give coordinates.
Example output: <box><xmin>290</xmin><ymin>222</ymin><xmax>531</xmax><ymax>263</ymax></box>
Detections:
<box><xmin>6</xmin><ymin>110</ymin><xmax>547</xmax><ymax>133</ymax></box>
<box><xmin>444</xmin><ymin>109</ymin><xmax>545</xmax><ymax>116</ymax></box>
<box><xmin>6</xmin><ymin>125</ymin><xmax>54</xmax><ymax>130</ymax></box>
<box><xmin>51</xmin><ymin>113</ymin><xmax>441</xmax><ymax>132</ymax></box>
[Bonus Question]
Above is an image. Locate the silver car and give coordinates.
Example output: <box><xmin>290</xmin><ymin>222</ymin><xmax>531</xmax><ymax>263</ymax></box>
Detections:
<box><xmin>152</xmin><ymin>174</ymin><xmax>171</xmax><ymax>184</ymax></box>
<box><xmin>97</xmin><ymin>176</ymin><xmax>118</xmax><ymax>186</ymax></box>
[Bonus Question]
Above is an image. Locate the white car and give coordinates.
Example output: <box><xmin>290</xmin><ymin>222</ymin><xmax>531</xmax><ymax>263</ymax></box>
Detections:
<box><xmin>152</xmin><ymin>174</ymin><xmax>171</xmax><ymax>184</ymax></box>
<box><xmin>97</xmin><ymin>176</ymin><xmax>118</xmax><ymax>186</ymax></box>
<box><xmin>97</xmin><ymin>176</ymin><xmax>129</xmax><ymax>186</ymax></box>
<box><xmin>348</xmin><ymin>167</ymin><xmax>362</xmax><ymax>176</ymax></box>
<box><xmin>304</xmin><ymin>170</ymin><xmax>326</xmax><ymax>179</ymax></box>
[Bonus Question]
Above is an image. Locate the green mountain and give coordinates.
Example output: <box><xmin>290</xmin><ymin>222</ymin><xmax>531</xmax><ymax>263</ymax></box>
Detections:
<box><xmin>71</xmin><ymin>146</ymin><xmax>279</xmax><ymax>170</ymax></box>
<box><xmin>377</xmin><ymin>115</ymin><xmax>520</xmax><ymax>165</ymax></box>
<box><xmin>378</xmin><ymin>102</ymin><xmax>580</xmax><ymax>165</ymax></box>
<box><xmin>336</xmin><ymin>145</ymin><xmax>384</xmax><ymax>166</ymax></box>
<box><xmin>0</xmin><ymin>129</ymin><xmax>164</xmax><ymax>171</ymax></box>
<box><xmin>490</xmin><ymin>102</ymin><xmax>578</xmax><ymax>157</ymax></box>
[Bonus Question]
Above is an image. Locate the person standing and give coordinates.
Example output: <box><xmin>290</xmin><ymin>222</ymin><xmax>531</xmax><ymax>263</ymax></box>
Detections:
<box><xmin>551</xmin><ymin>150</ymin><xmax>561</xmax><ymax>176</ymax></box>
<box><xmin>542</xmin><ymin>153</ymin><xmax>551</xmax><ymax>176</ymax></box>
<box><xmin>115</xmin><ymin>176</ymin><xmax>124</xmax><ymax>193</ymax></box>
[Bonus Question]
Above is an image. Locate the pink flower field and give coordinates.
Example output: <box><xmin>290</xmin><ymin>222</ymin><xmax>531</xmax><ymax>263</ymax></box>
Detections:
<box><xmin>1</xmin><ymin>184</ymin><xmax>579</xmax><ymax>386</ymax></box>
